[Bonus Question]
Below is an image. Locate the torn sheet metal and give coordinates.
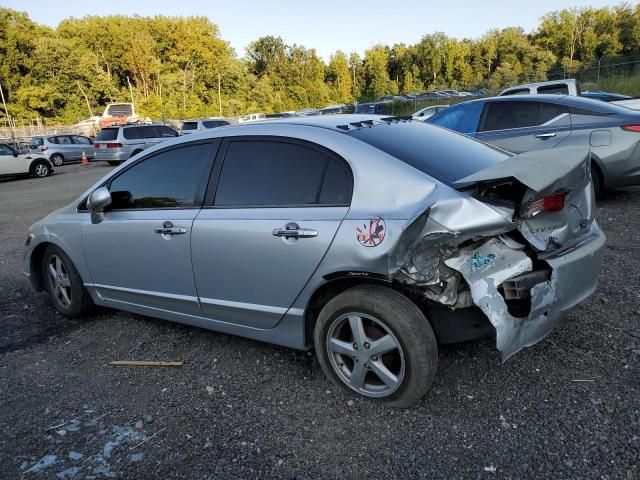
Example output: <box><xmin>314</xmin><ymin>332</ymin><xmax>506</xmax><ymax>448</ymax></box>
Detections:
<box><xmin>445</xmin><ymin>237</ymin><xmax>559</xmax><ymax>360</ymax></box>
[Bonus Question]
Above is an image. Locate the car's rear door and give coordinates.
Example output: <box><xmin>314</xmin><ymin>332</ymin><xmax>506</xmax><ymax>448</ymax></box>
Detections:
<box><xmin>71</xmin><ymin>135</ymin><xmax>94</xmax><ymax>158</ymax></box>
<box><xmin>81</xmin><ymin>141</ymin><xmax>217</xmax><ymax>314</ymax></box>
<box><xmin>476</xmin><ymin>100</ymin><xmax>571</xmax><ymax>153</ymax></box>
<box><xmin>191</xmin><ymin>137</ymin><xmax>352</xmax><ymax>329</ymax></box>
<box><xmin>143</xmin><ymin>125</ymin><xmax>178</xmax><ymax>148</ymax></box>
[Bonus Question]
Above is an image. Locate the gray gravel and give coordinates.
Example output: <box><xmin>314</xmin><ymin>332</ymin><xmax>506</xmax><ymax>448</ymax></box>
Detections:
<box><xmin>0</xmin><ymin>164</ymin><xmax>638</xmax><ymax>479</ymax></box>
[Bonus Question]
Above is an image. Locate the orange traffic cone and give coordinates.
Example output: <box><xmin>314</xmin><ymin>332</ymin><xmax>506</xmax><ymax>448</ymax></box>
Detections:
<box><xmin>81</xmin><ymin>151</ymin><xmax>89</xmax><ymax>166</ymax></box>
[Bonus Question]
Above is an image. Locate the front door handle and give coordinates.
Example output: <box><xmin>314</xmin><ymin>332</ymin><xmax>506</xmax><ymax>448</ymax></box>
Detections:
<box><xmin>272</xmin><ymin>227</ymin><xmax>318</xmax><ymax>238</ymax></box>
<box><xmin>154</xmin><ymin>221</ymin><xmax>186</xmax><ymax>236</ymax></box>
<box><xmin>534</xmin><ymin>132</ymin><xmax>556</xmax><ymax>139</ymax></box>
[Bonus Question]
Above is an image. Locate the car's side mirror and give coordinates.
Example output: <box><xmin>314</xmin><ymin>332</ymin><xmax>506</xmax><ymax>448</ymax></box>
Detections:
<box><xmin>87</xmin><ymin>187</ymin><xmax>112</xmax><ymax>224</ymax></box>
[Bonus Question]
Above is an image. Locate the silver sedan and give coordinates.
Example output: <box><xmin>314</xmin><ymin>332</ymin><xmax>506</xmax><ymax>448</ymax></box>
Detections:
<box><xmin>23</xmin><ymin>116</ymin><xmax>605</xmax><ymax>407</ymax></box>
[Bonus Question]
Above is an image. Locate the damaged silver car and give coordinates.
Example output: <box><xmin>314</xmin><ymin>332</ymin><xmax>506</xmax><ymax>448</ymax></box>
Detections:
<box><xmin>23</xmin><ymin>115</ymin><xmax>605</xmax><ymax>407</ymax></box>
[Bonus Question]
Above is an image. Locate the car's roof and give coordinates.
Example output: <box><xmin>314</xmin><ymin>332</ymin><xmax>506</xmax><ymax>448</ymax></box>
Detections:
<box><xmin>250</xmin><ymin>114</ymin><xmax>385</xmax><ymax>132</ymax></box>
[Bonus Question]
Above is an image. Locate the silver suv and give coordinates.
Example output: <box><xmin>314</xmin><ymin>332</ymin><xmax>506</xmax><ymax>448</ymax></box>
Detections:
<box><xmin>30</xmin><ymin>135</ymin><xmax>95</xmax><ymax>166</ymax></box>
<box><xmin>94</xmin><ymin>124</ymin><xmax>178</xmax><ymax>165</ymax></box>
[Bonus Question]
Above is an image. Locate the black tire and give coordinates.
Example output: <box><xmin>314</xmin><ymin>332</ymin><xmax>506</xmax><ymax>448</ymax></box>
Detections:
<box><xmin>50</xmin><ymin>153</ymin><xmax>64</xmax><ymax>167</ymax></box>
<box><xmin>314</xmin><ymin>285</ymin><xmax>438</xmax><ymax>408</ymax></box>
<box><xmin>42</xmin><ymin>245</ymin><xmax>93</xmax><ymax>318</ymax></box>
<box><xmin>130</xmin><ymin>150</ymin><xmax>142</xmax><ymax>158</ymax></box>
<box><xmin>591</xmin><ymin>165</ymin><xmax>603</xmax><ymax>197</ymax></box>
<box><xmin>107</xmin><ymin>161</ymin><xmax>121</xmax><ymax>166</ymax></box>
<box><xmin>30</xmin><ymin>161</ymin><xmax>51</xmax><ymax>178</ymax></box>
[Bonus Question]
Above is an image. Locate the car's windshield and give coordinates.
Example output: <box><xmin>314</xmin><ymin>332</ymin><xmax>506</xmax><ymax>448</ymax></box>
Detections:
<box><xmin>347</xmin><ymin>121</ymin><xmax>508</xmax><ymax>187</ymax></box>
<box><xmin>96</xmin><ymin>128</ymin><xmax>119</xmax><ymax>141</ymax></box>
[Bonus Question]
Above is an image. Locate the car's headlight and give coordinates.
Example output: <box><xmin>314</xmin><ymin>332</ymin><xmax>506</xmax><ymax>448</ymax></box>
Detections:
<box><xmin>25</xmin><ymin>233</ymin><xmax>34</xmax><ymax>246</ymax></box>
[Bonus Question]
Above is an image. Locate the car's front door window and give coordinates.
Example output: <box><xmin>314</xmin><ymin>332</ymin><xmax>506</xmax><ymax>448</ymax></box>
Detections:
<box><xmin>109</xmin><ymin>143</ymin><xmax>213</xmax><ymax>209</ymax></box>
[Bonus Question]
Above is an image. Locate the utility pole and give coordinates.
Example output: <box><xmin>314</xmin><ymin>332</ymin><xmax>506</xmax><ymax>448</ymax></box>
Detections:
<box><xmin>217</xmin><ymin>72</ymin><xmax>223</xmax><ymax>117</ymax></box>
<box><xmin>158</xmin><ymin>68</ymin><xmax>165</xmax><ymax>125</ymax></box>
<box><xmin>0</xmin><ymin>79</ymin><xmax>15</xmax><ymax>143</ymax></box>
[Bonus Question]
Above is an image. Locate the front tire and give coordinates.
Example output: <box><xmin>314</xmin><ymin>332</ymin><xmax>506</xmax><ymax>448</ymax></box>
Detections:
<box><xmin>31</xmin><ymin>161</ymin><xmax>51</xmax><ymax>178</ymax></box>
<box><xmin>42</xmin><ymin>245</ymin><xmax>92</xmax><ymax>317</ymax></box>
<box><xmin>50</xmin><ymin>154</ymin><xmax>64</xmax><ymax>167</ymax></box>
<box><xmin>314</xmin><ymin>285</ymin><xmax>438</xmax><ymax>408</ymax></box>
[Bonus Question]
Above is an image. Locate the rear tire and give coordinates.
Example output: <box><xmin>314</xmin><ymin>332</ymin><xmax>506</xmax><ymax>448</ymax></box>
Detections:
<box><xmin>31</xmin><ymin>161</ymin><xmax>51</xmax><ymax>178</ymax></box>
<box><xmin>591</xmin><ymin>164</ymin><xmax>603</xmax><ymax>197</ymax></box>
<box><xmin>314</xmin><ymin>285</ymin><xmax>438</xmax><ymax>408</ymax></box>
<box><xmin>42</xmin><ymin>245</ymin><xmax>92</xmax><ymax>317</ymax></box>
<box><xmin>50</xmin><ymin>153</ymin><xmax>64</xmax><ymax>167</ymax></box>
<box><xmin>107</xmin><ymin>161</ymin><xmax>121</xmax><ymax>166</ymax></box>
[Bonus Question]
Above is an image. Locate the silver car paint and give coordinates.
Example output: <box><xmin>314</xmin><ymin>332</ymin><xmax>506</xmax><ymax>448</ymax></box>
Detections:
<box><xmin>23</xmin><ymin>117</ymin><xmax>605</xmax><ymax>358</ymax></box>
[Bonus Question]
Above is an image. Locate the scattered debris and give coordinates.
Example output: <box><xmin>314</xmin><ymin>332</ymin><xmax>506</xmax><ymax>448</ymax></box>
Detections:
<box><xmin>572</xmin><ymin>379</ymin><xmax>596</xmax><ymax>382</ymax></box>
<box><xmin>484</xmin><ymin>466</ymin><xmax>497</xmax><ymax>473</ymax></box>
<box><xmin>134</xmin><ymin>420</ymin><xmax>144</xmax><ymax>430</ymax></box>
<box><xmin>56</xmin><ymin>466</ymin><xmax>80</xmax><ymax>479</ymax></box>
<box><xmin>130</xmin><ymin>453</ymin><xmax>144</xmax><ymax>462</ymax></box>
<box><xmin>110</xmin><ymin>360</ymin><xmax>183</xmax><ymax>367</ymax></box>
<box><xmin>206</xmin><ymin>386</ymin><xmax>215</xmax><ymax>395</ymax></box>
<box><xmin>143</xmin><ymin>415</ymin><xmax>154</xmax><ymax>424</ymax></box>
<box><xmin>25</xmin><ymin>454</ymin><xmax>58</xmax><ymax>473</ymax></box>
<box><xmin>68</xmin><ymin>451</ymin><xmax>83</xmax><ymax>461</ymax></box>
<box><xmin>346</xmin><ymin>400</ymin><xmax>354</xmax><ymax>407</ymax></box>
<box><xmin>129</xmin><ymin>427</ymin><xmax>167</xmax><ymax>450</ymax></box>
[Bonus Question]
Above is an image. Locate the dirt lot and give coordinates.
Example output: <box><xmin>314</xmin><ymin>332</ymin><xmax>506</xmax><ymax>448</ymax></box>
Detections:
<box><xmin>0</xmin><ymin>163</ymin><xmax>638</xmax><ymax>479</ymax></box>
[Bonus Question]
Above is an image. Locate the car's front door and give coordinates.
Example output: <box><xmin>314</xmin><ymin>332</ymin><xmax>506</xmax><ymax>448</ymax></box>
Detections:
<box><xmin>191</xmin><ymin>137</ymin><xmax>353</xmax><ymax>329</ymax></box>
<box><xmin>81</xmin><ymin>141</ymin><xmax>217</xmax><ymax>314</ymax></box>
<box><xmin>476</xmin><ymin>100</ymin><xmax>572</xmax><ymax>153</ymax></box>
<box><xmin>0</xmin><ymin>144</ymin><xmax>27</xmax><ymax>175</ymax></box>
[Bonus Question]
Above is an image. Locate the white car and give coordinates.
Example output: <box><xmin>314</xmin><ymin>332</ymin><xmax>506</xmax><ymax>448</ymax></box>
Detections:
<box><xmin>0</xmin><ymin>143</ymin><xmax>53</xmax><ymax>179</ymax></box>
<box><xmin>412</xmin><ymin>105</ymin><xmax>449</xmax><ymax>121</ymax></box>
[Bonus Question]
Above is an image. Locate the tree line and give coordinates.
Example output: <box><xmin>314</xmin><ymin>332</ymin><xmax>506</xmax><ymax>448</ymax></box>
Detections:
<box><xmin>1</xmin><ymin>4</ymin><xmax>639</xmax><ymax>123</ymax></box>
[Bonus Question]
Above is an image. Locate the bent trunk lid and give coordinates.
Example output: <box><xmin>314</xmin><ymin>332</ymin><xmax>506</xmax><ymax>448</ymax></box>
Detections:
<box><xmin>456</xmin><ymin>148</ymin><xmax>594</xmax><ymax>252</ymax></box>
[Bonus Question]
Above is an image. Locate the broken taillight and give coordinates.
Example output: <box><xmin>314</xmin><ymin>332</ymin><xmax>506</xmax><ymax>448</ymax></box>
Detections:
<box><xmin>622</xmin><ymin>125</ymin><xmax>640</xmax><ymax>132</ymax></box>
<box><xmin>522</xmin><ymin>194</ymin><xmax>565</xmax><ymax>218</ymax></box>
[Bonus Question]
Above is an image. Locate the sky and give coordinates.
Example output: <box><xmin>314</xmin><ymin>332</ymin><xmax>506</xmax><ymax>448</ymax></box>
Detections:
<box><xmin>6</xmin><ymin>0</ymin><xmax>625</xmax><ymax>60</ymax></box>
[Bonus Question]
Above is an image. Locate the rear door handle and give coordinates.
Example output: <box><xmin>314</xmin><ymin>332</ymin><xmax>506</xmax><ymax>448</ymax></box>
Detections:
<box><xmin>272</xmin><ymin>227</ymin><xmax>318</xmax><ymax>238</ymax></box>
<box><xmin>534</xmin><ymin>132</ymin><xmax>556</xmax><ymax>139</ymax></box>
<box><xmin>154</xmin><ymin>221</ymin><xmax>186</xmax><ymax>236</ymax></box>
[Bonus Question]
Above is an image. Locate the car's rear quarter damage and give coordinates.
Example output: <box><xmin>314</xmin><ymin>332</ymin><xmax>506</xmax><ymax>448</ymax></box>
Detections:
<box><xmin>303</xmin><ymin>140</ymin><xmax>605</xmax><ymax>360</ymax></box>
<box><xmin>388</xmin><ymin>147</ymin><xmax>605</xmax><ymax>359</ymax></box>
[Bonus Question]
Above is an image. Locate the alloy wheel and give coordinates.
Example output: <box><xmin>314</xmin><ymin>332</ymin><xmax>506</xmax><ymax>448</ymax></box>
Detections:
<box><xmin>326</xmin><ymin>312</ymin><xmax>405</xmax><ymax>398</ymax></box>
<box><xmin>34</xmin><ymin>164</ymin><xmax>49</xmax><ymax>177</ymax></box>
<box><xmin>47</xmin><ymin>254</ymin><xmax>72</xmax><ymax>308</ymax></box>
<box><xmin>51</xmin><ymin>155</ymin><xmax>63</xmax><ymax>167</ymax></box>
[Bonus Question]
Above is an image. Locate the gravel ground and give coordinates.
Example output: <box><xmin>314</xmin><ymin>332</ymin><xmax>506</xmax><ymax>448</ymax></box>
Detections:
<box><xmin>0</xmin><ymin>163</ymin><xmax>638</xmax><ymax>480</ymax></box>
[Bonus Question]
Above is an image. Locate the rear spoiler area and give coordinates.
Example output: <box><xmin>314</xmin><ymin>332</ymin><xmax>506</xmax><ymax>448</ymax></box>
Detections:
<box><xmin>455</xmin><ymin>148</ymin><xmax>591</xmax><ymax>194</ymax></box>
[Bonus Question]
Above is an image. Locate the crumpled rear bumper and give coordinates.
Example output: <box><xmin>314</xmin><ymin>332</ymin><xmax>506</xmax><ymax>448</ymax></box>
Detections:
<box><xmin>444</xmin><ymin>222</ymin><xmax>606</xmax><ymax>360</ymax></box>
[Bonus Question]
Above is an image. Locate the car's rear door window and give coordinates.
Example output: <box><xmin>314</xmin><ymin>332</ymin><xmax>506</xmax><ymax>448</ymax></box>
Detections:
<box><xmin>182</xmin><ymin>122</ymin><xmax>198</xmax><ymax>131</ymax></box>
<box><xmin>71</xmin><ymin>135</ymin><xmax>92</xmax><ymax>145</ymax></box>
<box><xmin>213</xmin><ymin>139</ymin><xmax>351</xmax><ymax>207</ymax></box>
<box><xmin>108</xmin><ymin>143</ymin><xmax>215</xmax><ymax>209</ymax></box>
<box><xmin>480</xmin><ymin>101</ymin><xmax>541</xmax><ymax>131</ymax></box>
<box><xmin>124</xmin><ymin>127</ymin><xmax>144</xmax><ymax>140</ymax></box>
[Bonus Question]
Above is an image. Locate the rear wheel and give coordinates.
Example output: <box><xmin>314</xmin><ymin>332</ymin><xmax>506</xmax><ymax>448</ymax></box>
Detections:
<box><xmin>591</xmin><ymin>164</ymin><xmax>603</xmax><ymax>197</ymax></box>
<box><xmin>50</xmin><ymin>153</ymin><xmax>64</xmax><ymax>167</ymax></box>
<box><xmin>31</xmin><ymin>161</ymin><xmax>51</xmax><ymax>178</ymax></box>
<box><xmin>107</xmin><ymin>161</ymin><xmax>121</xmax><ymax>166</ymax></box>
<box><xmin>42</xmin><ymin>245</ymin><xmax>92</xmax><ymax>317</ymax></box>
<box><xmin>314</xmin><ymin>285</ymin><xmax>438</xmax><ymax>408</ymax></box>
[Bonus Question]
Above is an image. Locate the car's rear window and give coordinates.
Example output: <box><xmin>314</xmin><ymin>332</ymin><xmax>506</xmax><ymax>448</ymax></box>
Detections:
<box><xmin>182</xmin><ymin>122</ymin><xmax>198</xmax><ymax>131</ymax></box>
<box><xmin>347</xmin><ymin>121</ymin><xmax>509</xmax><ymax>187</ymax></box>
<box><xmin>96</xmin><ymin>128</ymin><xmax>119</xmax><ymax>141</ymax></box>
